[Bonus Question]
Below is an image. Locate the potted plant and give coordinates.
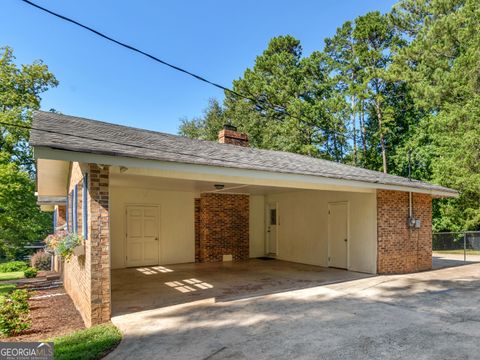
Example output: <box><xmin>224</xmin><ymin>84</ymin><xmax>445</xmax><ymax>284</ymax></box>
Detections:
<box><xmin>45</xmin><ymin>231</ymin><xmax>84</xmax><ymax>261</ymax></box>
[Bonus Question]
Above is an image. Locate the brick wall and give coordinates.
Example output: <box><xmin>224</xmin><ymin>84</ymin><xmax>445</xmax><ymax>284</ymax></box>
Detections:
<box><xmin>63</xmin><ymin>162</ymin><xmax>90</xmax><ymax>326</ymax></box>
<box><xmin>218</xmin><ymin>129</ymin><xmax>249</xmax><ymax>147</ymax></box>
<box><xmin>377</xmin><ymin>190</ymin><xmax>432</xmax><ymax>274</ymax></box>
<box><xmin>196</xmin><ymin>193</ymin><xmax>249</xmax><ymax>262</ymax></box>
<box><xmin>62</xmin><ymin>162</ymin><xmax>111</xmax><ymax>327</ymax></box>
<box><xmin>88</xmin><ymin>164</ymin><xmax>111</xmax><ymax>324</ymax></box>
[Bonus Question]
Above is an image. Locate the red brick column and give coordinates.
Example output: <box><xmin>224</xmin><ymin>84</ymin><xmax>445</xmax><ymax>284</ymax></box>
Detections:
<box><xmin>197</xmin><ymin>193</ymin><xmax>249</xmax><ymax>262</ymax></box>
<box><xmin>88</xmin><ymin>164</ymin><xmax>111</xmax><ymax>325</ymax></box>
<box><xmin>377</xmin><ymin>190</ymin><xmax>432</xmax><ymax>274</ymax></box>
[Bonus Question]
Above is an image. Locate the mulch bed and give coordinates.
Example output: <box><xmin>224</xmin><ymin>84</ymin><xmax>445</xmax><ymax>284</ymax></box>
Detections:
<box><xmin>1</xmin><ymin>286</ymin><xmax>85</xmax><ymax>342</ymax></box>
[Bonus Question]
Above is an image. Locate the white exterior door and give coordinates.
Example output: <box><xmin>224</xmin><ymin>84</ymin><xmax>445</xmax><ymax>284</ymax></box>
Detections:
<box><xmin>126</xmin><ymin>206</ymin><xmax>159</xmax><ymax>267</ymax></box>
<box><xmin>328</xmin><ymin>202</ymin><xmax>348</xmax><ymax>269</ymax></box>
<box><xmin>266</xmin><ymin>203</ymin><xmax>278</xmax><ymax>255</ymax></box>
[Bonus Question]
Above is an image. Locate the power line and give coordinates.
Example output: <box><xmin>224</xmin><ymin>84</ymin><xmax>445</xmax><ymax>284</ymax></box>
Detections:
<box><xmin>19</xmin><ymin>0</ymin><xmax>354</xmax><ymax>141</ymax></box>
<box><xmin>19</xmin><ymin>0</ymin><xmax>259</xmax><ymax>106</ymax></box>
<box><xmin>0</xmin><ymin>119</ymin><xmax>397</xmax><ymax>183</ymax></box>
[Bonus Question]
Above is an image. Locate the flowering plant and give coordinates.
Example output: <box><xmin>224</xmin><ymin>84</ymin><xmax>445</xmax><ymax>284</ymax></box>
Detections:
<box><xmin>44</xmin><ymin>231</ymin><xmax>83</xmax><ymax>261</ymax></box>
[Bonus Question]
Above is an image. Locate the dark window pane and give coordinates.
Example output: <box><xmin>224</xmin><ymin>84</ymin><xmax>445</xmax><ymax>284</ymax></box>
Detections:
<box><xmin>270</xmin><ymin>209</ymin><xmax>276</xmax><ymax>225</ymax></box>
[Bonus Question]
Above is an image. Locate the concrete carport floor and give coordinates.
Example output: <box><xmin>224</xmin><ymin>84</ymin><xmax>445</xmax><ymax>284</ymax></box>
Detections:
<box><xmin>111</xmin><ymin>259</ymin><xmax>371</xmax><ymax>315</ymax></box>
<box><xmin>107</xmin><ymin>262</ymin><xmax>480</xmax><ymax>360</ymax></box>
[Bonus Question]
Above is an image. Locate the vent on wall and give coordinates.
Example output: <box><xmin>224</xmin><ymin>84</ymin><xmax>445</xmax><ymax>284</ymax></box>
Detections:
<box><xmin>223</xmin><ymin>255</ymin><xmax>233</xmax><ymax>262</ymax></box>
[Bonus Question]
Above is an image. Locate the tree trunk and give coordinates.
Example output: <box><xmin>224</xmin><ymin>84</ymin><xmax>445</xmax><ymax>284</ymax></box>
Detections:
<box><xmin>375</xmin><ymin>99</ymin><xmax>387</xmax><ymax>173</ymax></box>
<box><xmin>351</xmin><ymin>96</ymin><xmax>357</xmax><ymax>165</ymax></box>
<box><xmin>360</xmin><ymin>99</ymin><xmax>367</xmax><ymax>161</ymax></box>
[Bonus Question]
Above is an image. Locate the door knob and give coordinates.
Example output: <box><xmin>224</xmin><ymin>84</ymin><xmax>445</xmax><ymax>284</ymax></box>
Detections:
<box><xmin>344</xmin><ymin>239</ymin><xmax>348</xmax><ymax>242</ymax></box>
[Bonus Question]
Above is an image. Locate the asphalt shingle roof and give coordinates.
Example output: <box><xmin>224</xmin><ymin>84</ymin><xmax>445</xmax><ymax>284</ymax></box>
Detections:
<box><xmin>30</xmin><ymin>111</ymin><xmax>457</xmax><ymax>196</ymax></box>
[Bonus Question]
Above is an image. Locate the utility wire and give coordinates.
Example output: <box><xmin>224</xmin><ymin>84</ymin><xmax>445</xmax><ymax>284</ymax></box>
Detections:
<box><xmin>19</xmin><ymin>0</ymin><xmax>354</xmax><ymax>141</ymax></box>
<box><xmin>0</xmin><ymin>119</ymin><xmax>400</xmax><ymax>183</ymax></box>
<box><xmin>19</xmin><ymin>0</ymin><xmax>261</xmax><ymax>108</ymax></box>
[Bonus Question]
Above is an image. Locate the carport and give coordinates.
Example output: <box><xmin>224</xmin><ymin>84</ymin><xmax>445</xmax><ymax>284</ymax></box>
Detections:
<box><xmin>111</xmin><ymin>259</ymin><xmax>372</xmax><ymax>315</ymax></box>
<box><xmin>31</xmin><ymin>111</ymin><xmax>457</xmax><ymax>326</ymax></box>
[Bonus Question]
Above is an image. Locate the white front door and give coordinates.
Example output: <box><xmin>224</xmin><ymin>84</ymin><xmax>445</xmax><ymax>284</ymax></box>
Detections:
<box><xmin>266</xmin><ymin>203</ymin><xmax>278</xmax><ymax>255</ymax></box>
<box><xmin>328</xmin><ymin>202</ymin><xmax>348</xmax><ymax>269</ymax></box>
<box><xmin>126</xmin><ymin>206</ymin><xmax>159</xmax><ymax>267</ymax></box>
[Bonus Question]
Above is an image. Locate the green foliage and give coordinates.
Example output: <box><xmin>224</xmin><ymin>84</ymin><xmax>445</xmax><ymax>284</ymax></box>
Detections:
<box><xmin>392</xmin><ymin>0</ymin><xmax>480</xmax><ymax>230</ymax></box>
<box><xmin>23</xmin><ymin>267</ymin><xmax>37</xmax><ymax>278</ymax></box>
<box><xmin>0</xmin><ymin>46</ymin><xmax>58</xmax><ymax>172</ymax></box>
<box><xmin>0</xmin><ymin>46</ymin><xmax>57</xmax><ymax>259</ymax></box>
<box><xmin>179</xmin><ymin>98</ymin><xmax>225</xmax><ymax>141</ymax></box>
<box><xmin>53</xmin><ymin>323</ymin><xmax>122</xmax><ymax>360</ymax></box>
<box><xmin>0</xmin><ymin>261</ymin><xmax>27</xmax><ymax>273</ymax></box>
<box><xmin>179</xmin><ymin>0</ymin><xmax>479</xmax><ymax>232</ymax></box>
<box><xmin>0</xmin><ymin>284</ymin><xmax>16</xmax><ymax>301</ymax></box>
<box><xmin>180</xmin><ymin>36</ymin><xmax>349</xmax><ymax>160</ymax></box>
<box><xmin>0</xmin><ymin>163</ymin><xmax>53</xmax><ymax>259</ymax></box>
<box><xmin>0</xmin><ymin>289</ymin><xmax>31</xmax><ymax>337</ymax></box>
<box><xmin>30</xmin><ymin>250</ymin><xmax>51</xmax><ymax>271</ymax></box>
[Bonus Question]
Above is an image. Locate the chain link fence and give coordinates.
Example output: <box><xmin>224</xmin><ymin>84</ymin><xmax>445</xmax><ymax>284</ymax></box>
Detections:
<box><xmin>432</xmin><ymin>231</ymin><xmax>480</xmax><ymax>267</ymax></box>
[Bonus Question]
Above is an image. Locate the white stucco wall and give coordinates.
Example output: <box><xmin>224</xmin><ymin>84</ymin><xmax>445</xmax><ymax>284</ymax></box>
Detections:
<box><xmin>249</xmin><ymin>195</ymin><xmax>265</xmax><ymax>258</ymax></box>
<box><xmin>110</xmin><ymin>187</ymin><xmax>197</xmax><ymax>269</ymax></box>
<box><xmin>266</xmin><ymin>190</ymin><xmax>377</xmax><ymax>274</ymax></box>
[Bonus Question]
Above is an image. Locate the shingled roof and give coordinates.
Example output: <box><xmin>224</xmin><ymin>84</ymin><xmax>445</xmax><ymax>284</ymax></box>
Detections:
<box><xmin>30</xmin><ymin>111</ymin><xmax>457</xmax><ymax>196</ymax></box>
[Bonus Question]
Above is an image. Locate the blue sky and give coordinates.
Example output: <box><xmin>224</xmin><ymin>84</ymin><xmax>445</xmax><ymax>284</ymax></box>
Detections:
<box><xmin>2</xmin><ymin>0</ymin><xmax>397</xmax><ymax>134</ymax></box>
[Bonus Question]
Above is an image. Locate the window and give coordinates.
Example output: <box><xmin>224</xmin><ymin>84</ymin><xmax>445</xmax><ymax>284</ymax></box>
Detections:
<box><xmin>53</xmin><ymin>208</ymin><xmax>57</xmax><ymax>232</ymax></box>
<box><xmin>270</xmin><ymin>209</ymin><xmax>277</xmax><ymax>225</ymax></box>
<box><xmin>66</xmin><ymin>194</ymin><xmax>69</xmax><ymax>232</ymax></box>
<box><xmin>72</xmin><ymin>185</ymin><xmax>78</xmax><ymax>233</ymax></box>
<box><xmin>82</xmin><ymin>174</ymin><xmax>88</xmax><ymax>239</ymax></box>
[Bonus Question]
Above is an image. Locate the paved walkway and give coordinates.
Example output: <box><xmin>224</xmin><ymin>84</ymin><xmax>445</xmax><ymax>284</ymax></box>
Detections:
<box><xmin>107</xmin><ymin>263</ymin><xmax>480</xmax><ymax>360</ymax></box>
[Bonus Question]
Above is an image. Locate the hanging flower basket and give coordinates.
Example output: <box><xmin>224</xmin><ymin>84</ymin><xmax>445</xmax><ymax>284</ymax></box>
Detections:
<box><xmin>45</xmin><ymin>231</ymin><xmax>84</xmax><ymax>261</ymax></box>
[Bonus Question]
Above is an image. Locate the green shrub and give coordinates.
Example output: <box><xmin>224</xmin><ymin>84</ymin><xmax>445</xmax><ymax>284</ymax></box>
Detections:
<box><xmin>23</xmin><ymin>267</ymin><xmax>38</xmax><ymax>278</ymax></box>
<box><xmin>30</xmin><ymin>250</ymin><xmax>51</xmax><ymax>271</ymax></box>
<box><xmin>0</xmin><ymin>289</ymin><xmax>31</xmax><ymax>337</ymax></box>
<box><xmin>0</xmin><ymin>261</ymin><xmax>28</xmax><ymax>273</ymax></box>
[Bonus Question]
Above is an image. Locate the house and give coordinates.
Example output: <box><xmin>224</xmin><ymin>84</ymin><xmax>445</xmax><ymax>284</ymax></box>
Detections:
<box><xmin>30</xmin><ymin>111</ymin><xmax>457</xmax><ymax>326</ymax></box>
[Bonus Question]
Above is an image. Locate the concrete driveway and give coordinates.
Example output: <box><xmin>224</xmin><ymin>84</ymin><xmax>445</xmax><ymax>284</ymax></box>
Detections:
<box><xmin>111</xmin><ymin>260</ymin><xmax>372</xmax><ymax>315</ymax></box>
<box><xmin>106</xmin><ymin>263</ymin><xmax>480</xmax><ymax>360</ymax></box>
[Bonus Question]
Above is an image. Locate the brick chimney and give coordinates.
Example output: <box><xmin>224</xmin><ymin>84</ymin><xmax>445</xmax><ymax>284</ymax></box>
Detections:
<box><xmin>218</xmin><ymin>124</ymin><xmax>249</xmax><ymax>147</ymax></box>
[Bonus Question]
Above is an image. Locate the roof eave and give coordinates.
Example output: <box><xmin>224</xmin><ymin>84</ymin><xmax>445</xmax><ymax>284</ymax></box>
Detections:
<box><xmin>32</xmin><ymin>145</ymin><xmax>458</xmax><ymax>198</ymax></box>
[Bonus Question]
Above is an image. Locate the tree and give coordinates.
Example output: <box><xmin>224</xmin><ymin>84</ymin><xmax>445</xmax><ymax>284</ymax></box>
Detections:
<box><xmin>224</xmin><ymin>36</ymin><xmax>348</xmax><ymax>159</ymax></box>
<box><xmin>392</xmin><ymin>0</ymin><xmax>480</xmax><ymax>230</ymax></box>
<box><xmin>0</xmin><ymin>47</ymin><xmax>58</xmax><ymax>173</ymax></box>
<box><xmin>0</xmin><ymin>163</ymin><xmax>52</xmax><ymax>259</ymax></box>
<box><xmin>324</xmin><ymin>21</ymin><xmax>363</xmax><ymax>165</ymax></box>
<box><xmin>353</xmin><ymin>11</ymin><xmax>405</xmax><ymax>173</ymax></box>
<box><xmin>0</xmin><ymin>46</ymin><xmax>58</xmax><ymax>258</ymax></box>
<box><xmin>179</xmin><ymin>98</ymin><xmax>225</xmax><ymax>141</ymax></box>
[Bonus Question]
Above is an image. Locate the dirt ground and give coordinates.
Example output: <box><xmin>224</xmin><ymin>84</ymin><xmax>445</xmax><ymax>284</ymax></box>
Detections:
<box><xmin>2</xmin><ymin>286</ymin><xmax>84</xmax><ymax>342</ymax></box>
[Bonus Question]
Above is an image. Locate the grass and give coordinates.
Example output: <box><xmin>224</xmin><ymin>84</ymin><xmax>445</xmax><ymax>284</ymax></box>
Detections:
<box><xmin>0</xmin><ymin>271</ymin><xmax>24</xmax><ymax>281</ymax></box>
<box><xmin>0</xmin><ymin>283</ymin><xmax>16</xmax><ymax>301</ymax></box>
<box><xmin>52</xmin><ymin>323</ymin><xmax>122</xmax><ymax>360</ymax></box>
<box><xmin>433</xmin><ymin>249</ymin><xmax>480</xmax><ymax>255</ymax></box>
